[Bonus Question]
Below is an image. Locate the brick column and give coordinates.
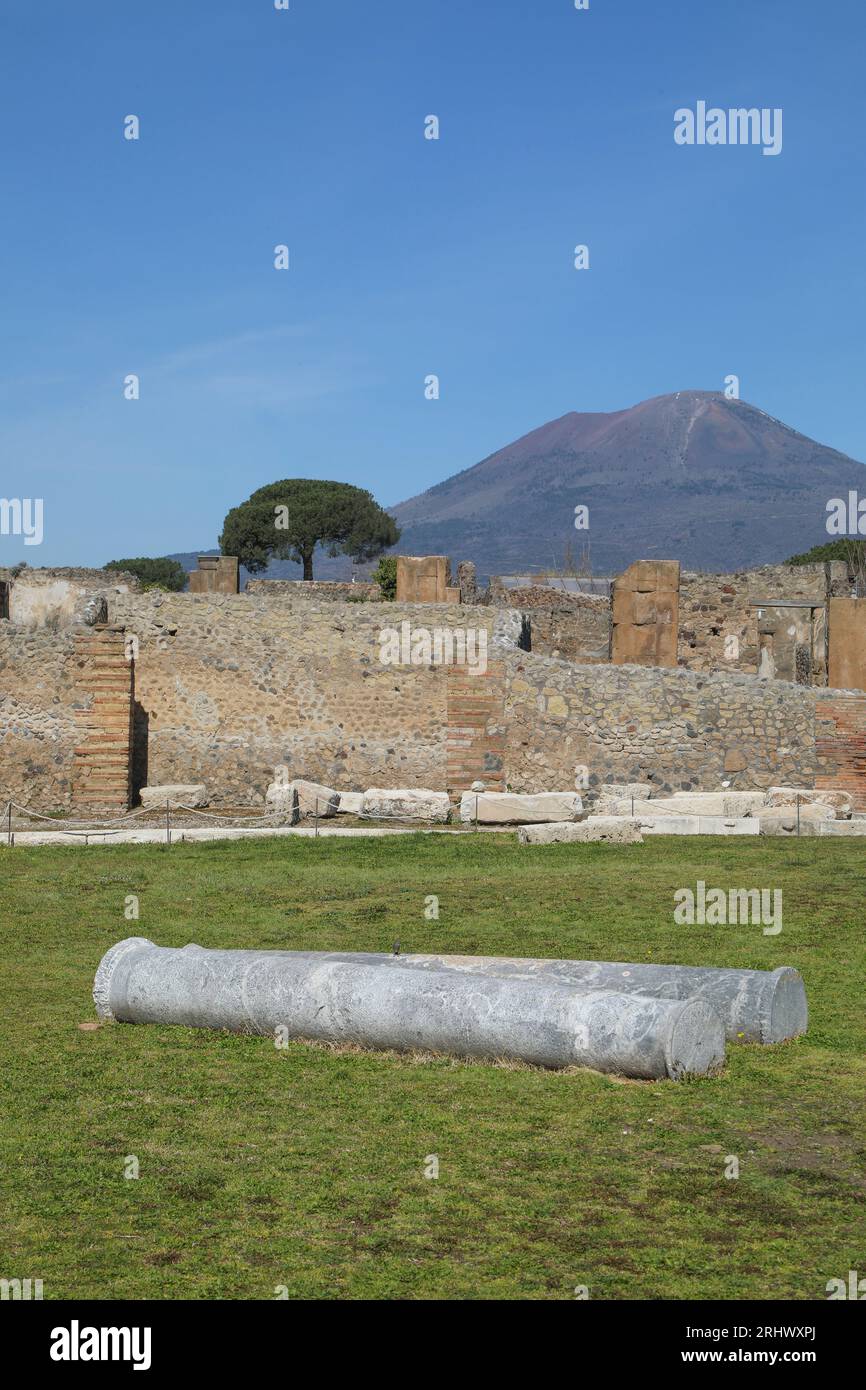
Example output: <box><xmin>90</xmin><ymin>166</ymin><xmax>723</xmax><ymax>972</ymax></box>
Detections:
<box><xmin>446</xmin><ymin>659</ymin><xmax>506</xmax><ymax>793</ymax></box>
<box><xmin>71</xmin><ymin>625</ymin><xmax>133</xmax><ymax>812</ymax></box>
<box><xmin>815</xmin><ymin>694</ymin><xmax>866</xmax><ymax>813</ymax></box>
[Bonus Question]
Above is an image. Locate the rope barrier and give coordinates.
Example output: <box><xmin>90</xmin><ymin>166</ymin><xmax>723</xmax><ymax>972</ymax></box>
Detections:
<box><xmin>2</xmin><ymin>798</ymin><xmax>294</xmax><ymax>837</ymax></box>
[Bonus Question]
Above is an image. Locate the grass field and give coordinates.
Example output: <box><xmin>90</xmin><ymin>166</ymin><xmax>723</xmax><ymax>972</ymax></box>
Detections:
<box><xmin>1</xmin><ymin>833</ymin><xmax>864</xmax><ymax>1300</ymax></box>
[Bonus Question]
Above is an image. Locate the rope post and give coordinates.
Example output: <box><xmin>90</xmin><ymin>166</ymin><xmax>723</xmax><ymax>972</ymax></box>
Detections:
<box><xmin>7</xmin><ymin>801</ymin><xmax>12</xmax><ymax>849</ymax></box>
<box><xmin>796</xmin><ymin>793</ymin><xmax>800</xmax><ymax>838</ymax></box>
<box><xmin>166</xmin><ymin>799</ymin><xmax>171</xmax><ymax>849</ymax></box>
<box><xmin>315</xmin><ymin>798</ymin><xmax>319</xmax><ymax>839</ymax></box>
<box><xmin>631</xmin><ymin>796</ymin><xmax>635</xmax><ymax>817</ymax></box>
<box><xmin>475</xmin><ymin>794</ymin><xmax>479</xmax><ymax>832</ymax></box>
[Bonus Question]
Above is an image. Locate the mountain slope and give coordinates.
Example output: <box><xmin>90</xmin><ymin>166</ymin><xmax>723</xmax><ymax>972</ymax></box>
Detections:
<box><xmin>391</xmin><ymin>391</ymin><xmax>866</xmax><ymax>576</ymax></box>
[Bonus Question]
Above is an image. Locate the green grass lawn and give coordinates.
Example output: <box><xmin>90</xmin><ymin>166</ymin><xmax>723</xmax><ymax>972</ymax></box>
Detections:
<box><xmin>1</xmin><ymin>833</ymin><xmax>864</xmax><ymax>1301</ymax></box>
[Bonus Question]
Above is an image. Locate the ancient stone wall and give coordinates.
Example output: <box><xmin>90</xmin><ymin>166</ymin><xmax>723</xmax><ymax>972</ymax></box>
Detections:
<box><xmin>5</xmin><ymin>581</ymin><xmax>865</xmax><ymax>813</ymax></box>
<box><xmin>245</xmin><ymin>579</ymin><xmax>381</xmax><ymax>601</ymax></box>
<box><xmin>489</xmin><ymin>587</ymin><xmax>609</xmax><ymax>662</ymax></box>
<box><xmin>0</xmin><ymin>566</ymin><xmax>139</xmax><ymax>629</ymax></box>
<box><xmin>0</xmin><ymin>625</ymin><xmax>80</xmax><ymax>809</ymax></box>
<box><xmin>110</xmin><ymin>590</ymin><xmax>498</xmax><ymax>805</ymax></box>
<box><xmin>677</xmin><ymin>563</ymin><xmax>847</xmax><ymax>681</ymax></box>
<box><xmin>502</xmin><ymin>651</ymin><xmax>866</xmax><ymax>805</ymax></box>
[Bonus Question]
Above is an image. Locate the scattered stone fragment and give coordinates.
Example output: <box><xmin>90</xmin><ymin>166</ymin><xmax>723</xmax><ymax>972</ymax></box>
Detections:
<box><xmin>361</xmin><ymin>788</ymin><xmax>452</xmax><ymax>823</ymax></box>
<box><xmin>459</xmin><ymin>791</ymin><xmax>583</xmax><ymax>824</ymax></box>
<box><xmin>518</xmin><ymin>818</ymin><xmax>643</xmax><ymax>845</ymax></box>
<box><xmin>287</xmin><ymin>779</ymin><xmax>339</xmax><ymax>818</ymax></box>
<box><xmin>764</xmin><ymin>787</ymin><xmax>851</xmax><ymax>818</ymax></box>
<box><xmin>625</xmin><ymin>815</ymin><xmax>760</xmax><ymax>836</ymax></box>
<box><xmin>139</xmin><ymin>784</ymin><xmax>208</xmax><ymax>810</ymax></box>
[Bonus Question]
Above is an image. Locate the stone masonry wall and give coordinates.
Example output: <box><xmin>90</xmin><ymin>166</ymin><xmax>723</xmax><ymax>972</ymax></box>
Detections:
<box><xmin>5</xmin><ymin>584</ymin><xmax>865</xmax><ymax>813</ymax></box>
<box><xmin>502</xmin><ymin>650</ymin><xmax>866</xmax><ymax>804</ymax></box>
<box><xmin>245</xmin><ymin>579</ymin><xmax>381</xmax><ymax>601</ymax></box>
<box><xmin>496</xmin><ymin>588</ymin><xmax>609</xmax><ymax>663</ymax></box>
<box><xmin>0</xmin><ymin>625</ymin><xmax>80</xmax><ymax>809</ymax></box>
<box><xmin>677</xmin><ymin>563</ymin><xmax>847</xmax><ymax>679</ymax></box>
<box><xmin>0</xmin><ymin>566</ymin><xmax>139</xmax><ymax>629</ymax></box>
<box><xmin>110</xmin><ymin>590</ymin><xmax>497</xmax><ymax>805</ymax></box>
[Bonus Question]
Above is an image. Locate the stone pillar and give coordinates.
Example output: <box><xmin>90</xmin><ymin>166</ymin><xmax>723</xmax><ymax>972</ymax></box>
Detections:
<box><xmin>395</xmin><ymin>555</ymin><xmax>449</xmax><ymax>603</ymax></box>
<box><xmin>611</xmin><ymin>560</ymin><xmax>680</xmax><ymax>667</ymax></box>
<box><xmin>457</xmin><ymin>560</ymin><xmax>478</xmax><ymax>604</ymax></box>
<box><xmin>189</xmin><ymin>556</ymin><xmax>239</xmax><ymax>595</ymax></box>
<box><xmin>829</xmin><ymin>598</ymin><xmax>866</xmax><ymax>691</ymax></box>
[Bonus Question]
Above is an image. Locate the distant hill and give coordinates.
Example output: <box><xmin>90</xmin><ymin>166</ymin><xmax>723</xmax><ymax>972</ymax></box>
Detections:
<box><xmin>166</xmin><ymin>548</ymin><xmax>371</xmax><ymax>588</ymax></box>
<box><xmin>390</xmin><ymin>391</ymin><xmax>866</xmax><ymax>577</ymax></box>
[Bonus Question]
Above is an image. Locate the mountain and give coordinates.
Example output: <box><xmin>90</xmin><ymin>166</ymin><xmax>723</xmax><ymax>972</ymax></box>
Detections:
<box><xmin>390</xmin><ymin>391</ymin><xmax>866</xmax><ymax>577</ymax></box>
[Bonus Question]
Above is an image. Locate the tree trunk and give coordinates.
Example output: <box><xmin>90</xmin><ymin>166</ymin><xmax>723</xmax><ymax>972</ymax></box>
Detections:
<box><xmin>302</xmin><ymin>550</ymin><xmax>314</xmax><ymax>581</ymax></box>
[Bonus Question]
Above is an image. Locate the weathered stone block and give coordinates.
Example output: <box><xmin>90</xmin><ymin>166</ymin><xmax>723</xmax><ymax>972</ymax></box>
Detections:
<box><xmin>335</xmin><ymin>791</ymin><xmax>364</xmax><ymax>815</ymax></box>
<box><xmin>361</xmin><ymin>789</ymin><xmax>451</xmax><ymax>823</ymax></box>
<box><xmin>632</xmin><ymin>592</ymin><xmax>659</xmax><ymax>626</ymax></box>
<box><xmin>140</xmin><ymin>783</ymin><xmax>207</xmax><ymax>810</ymax></box>
<box><xmin>460</xmin><ymin>791</ymin><xmax>583</xmax><ymax>824</ymax></box>
<box><xmin>395</xmin><ymin>556</ymin><xmax>450</xmax><ymax>603</ymax></box>
<box><xmin>599</xmin><ymin>782</ymin><xmax>653</xmax><ymax>801</ymax></box>
<box><xmin>617</xmin><ymin>560</ymin><xmax>673</xmax><ymax>593</ymax></box>
<box><xmin>629</xmin><ymin>815</ymin><xmax>760</xmax><ymax>836</ymax></box>
<box><xmin>518</xmin><ymin>818</ymin><xmax>643</xmax><ymax>845</ymax></box>
<box><xmin>289</xmin><ymin>779</ymin><xmax>339</xmax><ymax>818</ymax></box>
<box><xmin>815</xmin><ymin>818</ymin><xmax>866</xmax><ymax>836</ymax></box>
<box><xmin>764</xmin><ymin>787</ymin><xmax>851</xmax><ymax>818</ymax></box>
<box><xmin>611</xmin><ymin>588</ymin><xmax>634</xmax><ymax>626</ymax></box>
<box><xmin>724</xmin><ymin>748</ymin><xmax>748</xmax><ymax>773</ymax></box>
<box><xmin>648</xmin><ymin>792</ymin><xmax>766</xmax><ymax>817</ymax></box>
<box><xmin>758</xmin><ymin>805</ymin><xmax>836</xmax><ymax>835</ymax></box>
<box><xmin>264</xmin><ymin>783</ymin><xmax>299</xmax><ymax>818</ymax></box>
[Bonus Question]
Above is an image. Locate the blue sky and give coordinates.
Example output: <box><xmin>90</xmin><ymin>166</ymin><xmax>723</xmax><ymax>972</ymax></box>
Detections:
<box><xmin>1</xmin><ymin>0</ymin><xmax>864</xmax><ymax>565</ymax></box>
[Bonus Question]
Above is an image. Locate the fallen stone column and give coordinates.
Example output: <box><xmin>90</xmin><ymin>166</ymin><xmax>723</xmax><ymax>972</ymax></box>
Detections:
<box><xmin>338</xmin><ymin>954</ymin><xmax>806</xmax><ymax>1044</ymax></box>
<box><xmin>93</xmin><ymin>939</ymin><xmax>725</xmax><ymax>1079</ymax></box>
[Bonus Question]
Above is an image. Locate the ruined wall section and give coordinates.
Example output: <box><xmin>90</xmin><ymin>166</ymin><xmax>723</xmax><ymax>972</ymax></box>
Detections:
<box><xmin>245</xmin><ymin>579</ymin><xmax>381</xmax><ymax>602</ymax></box>
<box><xmin>111</xmin><ymin>591</ymin><xmax>498</xmax><ymax>804</ymax></box>
<box><xmin>677</xmin><ymin>563</ymin><xmax>845</xmax><ymax>678</ymax></box>
<box><xmin>492</xmin><ymin>587</ymin><xmax>609</xmax><ymax>663</ymax></box>
<box><xmin>503</xmin><ymin>651</ymin><xmax>840</xmax><ymax>800</ymax></box>
<box><xmin>0</xmin><ymin>625</ymin><xmax>80</xmax><ymax>809</ymax></box>
<box><xmin>0</xmin><ymin>566</ymin><xmax>139</xmax><ymax>629</ymax></box>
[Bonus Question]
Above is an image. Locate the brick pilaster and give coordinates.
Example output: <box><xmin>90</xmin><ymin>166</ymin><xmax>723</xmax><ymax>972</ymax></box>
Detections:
<box><xmin>815</xmin><ymin>694</ymin><xmax>866</xmax><ymax>812</ymax></box>
<box><xmin>70</xmin><ymin>626</ymin><xmax>133</xmax><ymax>812</ymax></box>
<box><xmin>446</xmin><ymin>659</ymin><xmax>506</xmax><ymax>793</ymax></box>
